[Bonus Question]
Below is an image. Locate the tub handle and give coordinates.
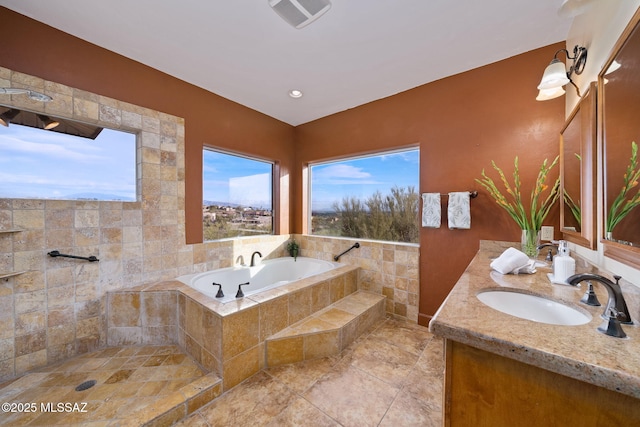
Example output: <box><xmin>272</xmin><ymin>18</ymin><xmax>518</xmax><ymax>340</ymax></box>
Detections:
<box><xmin>212</xmin><ymin>282</ymin><xmax>224</xmax><ymax>298</ymax></box>
<box><xmin>334</xmin><ymin>242</ymin><xmax>360</xmax><ymax>261</ymax></box>
<box><xmin>236</xmin><ymin>282</ymin><xmax>249</xmax><ymax>298</ymax></box>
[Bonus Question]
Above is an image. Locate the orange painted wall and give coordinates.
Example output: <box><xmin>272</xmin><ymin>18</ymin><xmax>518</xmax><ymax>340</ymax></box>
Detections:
<box><xmin>0</xmin><ymin>7</ymin><xmax>295</xmax><ymax>243</ymax></box>
<box><xmin>1</xmin><ymin>7</ymin><xmax>565</xmax><ymax>324</ymax></box>
<box><xmin>294</xmin><ymin>44</ymin><xmax>565</xmax><ymax>324</ymax></box>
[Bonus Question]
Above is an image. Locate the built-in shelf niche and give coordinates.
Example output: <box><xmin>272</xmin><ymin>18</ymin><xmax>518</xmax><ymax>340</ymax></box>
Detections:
<box><xmin>0</xmin><ymin>229</ymin><xmax>25</xmax><ymax>279</ymax></box>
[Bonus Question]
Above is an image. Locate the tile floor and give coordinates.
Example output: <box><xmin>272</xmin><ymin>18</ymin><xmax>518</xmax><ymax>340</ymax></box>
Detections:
<box><xmin>0</xmin><ymin>345</ymin><xmax>219</xmax><ymax>426</ymax></box>
<box><xmin>0</xmin><ymin>318</ymin><xmax>443</xmax><ymax>426</ymax></box>
<box><xmin>177</xmin><ymin>318</ymin><xmax>444</xmax><ymax>427</ymax></box>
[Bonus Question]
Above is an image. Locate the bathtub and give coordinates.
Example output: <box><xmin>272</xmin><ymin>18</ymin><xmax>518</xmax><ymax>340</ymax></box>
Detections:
<box><xmin>177</xmin><ymin>257</ymin><xmax>341</xmax><ymax>303</ymax></box>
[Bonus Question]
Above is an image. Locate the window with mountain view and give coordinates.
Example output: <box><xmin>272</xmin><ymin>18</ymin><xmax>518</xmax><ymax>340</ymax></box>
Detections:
<box><xmin>0</xmin><ymin>116</ymin><xmax>136</xmax><ymax>201</ymax></box>
<box><xmin>310</xmin><ymin>148</ymin><xmax>420</xmax><ymax>244</ymax></box>
<box><xmin>203</xmin><ymin>149</ymin><xmax>273</xmax><ymax>241</ymax></box>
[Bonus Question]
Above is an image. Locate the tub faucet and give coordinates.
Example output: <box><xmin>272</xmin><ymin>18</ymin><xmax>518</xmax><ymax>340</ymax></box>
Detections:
<box><xmin>236</xmin><ymin>255</ymin><xmax>245</xmax><ymax>266</ymax></box>
<box><xmin>567</xmin><ymin>273</ymin><xmax>633</xmax><ymax>338</ymax></box>
<box><xmin>250</xmin><ymin>251</ymin><xmax>262</xmax><ymax>267</ymax></box>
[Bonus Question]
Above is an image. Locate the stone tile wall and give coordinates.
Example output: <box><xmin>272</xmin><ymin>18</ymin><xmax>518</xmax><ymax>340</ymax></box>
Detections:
<box><xmin>297</xmin><ymin>235</ymin><xmax>420</xmax><ymax>322</ymax></box>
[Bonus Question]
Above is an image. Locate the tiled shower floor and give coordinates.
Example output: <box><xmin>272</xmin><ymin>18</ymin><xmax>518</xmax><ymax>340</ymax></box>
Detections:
<box><xmin>0</xmin><ymin>345</ymin><xmax>219</xmax><ymax>426</ymax></box>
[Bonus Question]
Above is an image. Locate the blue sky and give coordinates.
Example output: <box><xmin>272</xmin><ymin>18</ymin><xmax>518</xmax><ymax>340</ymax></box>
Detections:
<box><xmin>203</xmin><ymin>150</ymin><xmax>272</xmax><ymax>209</ymax></box>
<box><xmin>203</xmin><ymin>148</ymin><xmax>419</xmax><ymax>212</ymax></box>
<box><xmin>0</xmin><ymin>124</ymin><xmax>136</xmax><ymax>200</ymax></box>
<box><xmin>311</xmin><ymin>149</ymin><xmax>420</xmax><ymax>212</ymax></box>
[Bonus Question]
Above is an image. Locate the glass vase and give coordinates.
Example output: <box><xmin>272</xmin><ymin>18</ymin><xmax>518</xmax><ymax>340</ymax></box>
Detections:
<box><xmin>521</xmin><ymin>229</ymin><xmax>541</xmax><ymax>258</ymax></box>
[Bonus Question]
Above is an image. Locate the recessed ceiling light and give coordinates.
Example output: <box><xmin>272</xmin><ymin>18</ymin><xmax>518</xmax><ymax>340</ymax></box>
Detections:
<box><xmin>289</xmin><ymin>90</ymin><xmax>303</xmax><ymax>98</ymax></box>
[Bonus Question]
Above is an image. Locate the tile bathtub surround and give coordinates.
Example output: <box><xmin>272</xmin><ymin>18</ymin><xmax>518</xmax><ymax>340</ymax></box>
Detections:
<box><xmin>176</xmin><ymin>318</ymin><xmax>443</xmax><ymax>427</ymax></box>
<box><xmin>107</xmin><ymin>264</ymin><xmax>360</xmax><ymax>391</ymax></box>
<box><xmin>297</xmin><ymin>235</ymin><xmax>420</xmax><ymax>322</ymax></box>
<box><xmin>0</xmin><ymin>344</ymin><xmax>222</xmax><ymax>426</ymax></box>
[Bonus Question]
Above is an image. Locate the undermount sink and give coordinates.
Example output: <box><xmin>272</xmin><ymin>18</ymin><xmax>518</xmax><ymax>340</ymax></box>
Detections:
<box><xmin>477</xmin><ymin>289</ymin><xmax>592</xmax><ymax>326</ymax></box>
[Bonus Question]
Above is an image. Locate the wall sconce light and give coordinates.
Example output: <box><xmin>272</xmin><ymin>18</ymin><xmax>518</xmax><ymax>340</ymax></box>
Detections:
<box><xmin>0</xmin><ymin>109</ymin><xmax>20</xmax><ymax>127</ymax></box>
<box><xmin>0</xmin><ymin>87</ymin><xmax>53</xmax><ymax>102</ymax></box>
<box><xmin>37</xmin><ymin>114</ymin><xmax>60</xmax><ymax>130</ymax></box>
<box><xmin>536</xmin><ymin>45</ymin><xmax>588</xmax><ymax>101</ymax></box>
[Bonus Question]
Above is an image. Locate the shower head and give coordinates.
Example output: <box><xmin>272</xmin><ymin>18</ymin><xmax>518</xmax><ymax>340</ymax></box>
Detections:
<box><xmin>0</xmin><ymin>87</ymin><xmax>53</xmax><ymax>102</ymax></box>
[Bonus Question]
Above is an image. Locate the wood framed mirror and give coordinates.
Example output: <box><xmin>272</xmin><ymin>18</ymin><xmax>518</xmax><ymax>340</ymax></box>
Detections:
<box><xmin>600</xmin><ymin>8</ymin><xmax>640</xmax><ymax>268</ymax></box>
<box><xmin>560</xmin><ymin>82</ymin><xmax>597</xmax><ymax>249</ymax></box>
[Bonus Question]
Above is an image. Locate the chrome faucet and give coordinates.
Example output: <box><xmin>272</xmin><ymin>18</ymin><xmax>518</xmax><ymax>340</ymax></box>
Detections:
<box><xmin>567</xmin><ymin>273</ymin><xmax>633</xmax><ymax>338</ymax></box>
<box><xmin>250</xmin><ymin>251</ymin><xmax>262</xmax><ymax>267</ymax></box>
<box><xmin>537</xmin><ymin>243</ymin><xmax>558</xmax><ymax>262</ymax></box>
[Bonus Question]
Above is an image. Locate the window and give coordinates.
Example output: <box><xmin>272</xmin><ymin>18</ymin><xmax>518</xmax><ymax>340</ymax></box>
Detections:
<box><xmin>203</xmin><ymin>149</ymin><xmax>273</xmax><ymax>241</ymax></box>
<box><xmin>0</xmin><ymin>109</ymin><xmax>136</xmax><ymax>201</ymax></box>
<box><xmin>310</xmin><ymin>148</ymin><xmax>420</xmax><ymax>243</ymax></box>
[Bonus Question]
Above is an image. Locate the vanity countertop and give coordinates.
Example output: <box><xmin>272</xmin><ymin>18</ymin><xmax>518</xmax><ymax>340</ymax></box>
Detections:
<box><xmin>429</xmin><ymin>240</ymin><xmax>640</xmax><ymax>399</ymax></box>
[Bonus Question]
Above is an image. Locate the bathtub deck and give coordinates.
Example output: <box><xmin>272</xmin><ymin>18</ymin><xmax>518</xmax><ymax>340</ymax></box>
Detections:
<box><xmin>265</xmin><ymin>291</ymin><xmax>386</xmax><ymax>367</ymax></box>
<box><xmin>0</xmin><ymin>345</ymin><xmax>221</xmax><ymax>426</ymax></box>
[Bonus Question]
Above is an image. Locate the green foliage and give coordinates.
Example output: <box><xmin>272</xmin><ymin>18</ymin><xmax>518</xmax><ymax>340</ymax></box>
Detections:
<box><xmin>321</xmin><ymin>185</ymin><xmax>419</xmax><ymax>243</ymax></box>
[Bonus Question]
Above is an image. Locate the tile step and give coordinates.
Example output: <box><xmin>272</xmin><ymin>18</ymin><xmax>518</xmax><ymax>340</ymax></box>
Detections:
<box><xmin>265</xmin><ymin>291</ymin><xmax>385</xmax><ymax>367</ymax></box>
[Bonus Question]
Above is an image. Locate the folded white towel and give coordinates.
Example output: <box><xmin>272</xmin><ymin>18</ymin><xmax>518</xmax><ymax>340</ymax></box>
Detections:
<box><xmin>490</xmin><ymin>247</ymin><xmax>531</xmax><ymax>274</ymax></box>
<box><xmin>421</xmin><ymin>193</ymin><xmax>441</xmax><ymax>228</ymax></box>
<box><xmin>448</xmin><ymin>192</ymin><xmax>471</xmax><ymax>229</ymax></box>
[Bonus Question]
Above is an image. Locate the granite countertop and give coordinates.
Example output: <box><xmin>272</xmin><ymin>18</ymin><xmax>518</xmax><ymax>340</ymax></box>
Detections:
<box><xmin>429</xmin><ymin>240</ymin><xmax>640</xmax><ymax>399</ymax></box>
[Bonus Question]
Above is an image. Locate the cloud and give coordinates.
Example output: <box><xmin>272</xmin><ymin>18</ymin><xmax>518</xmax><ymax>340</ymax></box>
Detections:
<box><xmin>313</xmin><ymin>164</ymin><xmax>380</xmax><ymax>185</ymax></box>
<box><xmin>0</xmin><ymin>130</ymin><xmax>106</xmax><ymax>163</ymax></box>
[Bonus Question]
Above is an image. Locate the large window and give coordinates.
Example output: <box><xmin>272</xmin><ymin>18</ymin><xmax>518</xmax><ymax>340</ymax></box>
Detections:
<box><xmin>0</xmin><ymin>108</ymin><xmax>136</xmax><ymax>201</ymax></box>
<box><xmin>203</xmin><ymin>149</ymin><xmax>273</xmax><ymax>241</ymax></box>
<box><xmin>310</xmin><ymin>148</ymin><xmax>420</xmax><ymax>243</ymax></box>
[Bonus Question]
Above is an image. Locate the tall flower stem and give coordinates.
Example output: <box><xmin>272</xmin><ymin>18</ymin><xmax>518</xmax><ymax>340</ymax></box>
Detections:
<box><xmin>476</xmin><ymin>156</ymin><xmax>560</xmax><ymax>238</ymax></box>
<box><xmin>606</xmin><ymin>141</ymin><xmax>640</xmax><ymax>233</ymax></box>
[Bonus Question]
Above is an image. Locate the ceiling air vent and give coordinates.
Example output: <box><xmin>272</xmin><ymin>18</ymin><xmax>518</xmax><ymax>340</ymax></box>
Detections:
<box><xmin>268</xmin><ymin>0</ymin><xmax>332</xmax><ymax>29</ymax></box>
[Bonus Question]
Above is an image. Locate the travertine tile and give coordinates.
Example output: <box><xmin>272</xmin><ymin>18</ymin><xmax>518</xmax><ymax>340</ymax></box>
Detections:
<box><xmin>266</xmin><ymin>337</ymin><xmax>303</xmax><ymax>367</ymax></box>
<box><xmin>303</xmin><ymin>362</ymin><xmax>400</xmax><ymax>427</ymax></box>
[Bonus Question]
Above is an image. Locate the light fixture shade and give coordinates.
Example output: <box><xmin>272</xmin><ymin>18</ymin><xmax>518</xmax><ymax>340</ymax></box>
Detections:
<box><xmin>37</xmin><ymin>114</ymin><xmax>60</xmax><ymax>130</ymax></box>
<box><xmin>536</xmin><ymin>86</ymin><xmax>565</xmax><ymax>101</ymax></box>
<box><xmin>0</xmin><ymin>109</ymin><xmax>20</xmax><ymax>127</ymax></box>
<box><xmin>537</xmin><ymin>59</ymin><xmax>570</xmax><ymax>90</ymax></box>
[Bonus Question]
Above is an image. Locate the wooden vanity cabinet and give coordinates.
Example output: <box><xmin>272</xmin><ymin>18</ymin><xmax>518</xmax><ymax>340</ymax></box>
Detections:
<box><xmin>443</xmin><ymin>340</ymin><xmax>640</xmax><ymax>426</ymax></box>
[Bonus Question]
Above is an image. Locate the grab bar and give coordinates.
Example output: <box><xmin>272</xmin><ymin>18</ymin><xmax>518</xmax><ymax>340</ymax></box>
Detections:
<box><xmin>47</xmin><ymin>250</ymin><xmax>99</xmax><ymax>262</ymax></box>
<box><xmin>334</xmin><ymin>242</ymin><xmax>360</xmax><ymax>261</ymax></box>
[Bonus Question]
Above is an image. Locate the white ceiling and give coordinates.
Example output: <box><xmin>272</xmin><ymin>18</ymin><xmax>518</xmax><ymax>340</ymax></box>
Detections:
<box><xmin>0</xmin><ymin>0</ymin><xmax>572</xmax><ymax>125</ymax></box>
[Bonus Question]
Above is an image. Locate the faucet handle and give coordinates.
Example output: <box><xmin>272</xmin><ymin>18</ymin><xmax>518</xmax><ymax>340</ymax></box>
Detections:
<box><xmin>212</xmin><ymin>282</ymin><xmax>224</xmax><ymax>298</ymax></box>
<box><xmin>597</xmin><ymin>307</ymin><xmax>627</xmax><ymax>338</ymax></box>
<box><xmin>236</xmin><ymin>281</ymin><xmax>249</xmax><ymax>298</ymax></box>
<box><xmin>580</xmin><ymin>281</ymin><xmax>601</xmax><ymax>306</ymax></box>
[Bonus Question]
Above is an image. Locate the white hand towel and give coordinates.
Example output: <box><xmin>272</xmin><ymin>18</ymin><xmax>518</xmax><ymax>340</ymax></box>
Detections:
<box><xmin>448</xmin><ymin>192</ymin><xmax>471</xmax><ymax>229</ymax></box>
<box><xmin>421</xmin><ymin>193</ymin><xmax>441</xmax><ymax>228</ymax></box>
<box><xmin>490</xmin><ymin>247</ymin><xmax>531</xmax><ymax>275</ymax></box>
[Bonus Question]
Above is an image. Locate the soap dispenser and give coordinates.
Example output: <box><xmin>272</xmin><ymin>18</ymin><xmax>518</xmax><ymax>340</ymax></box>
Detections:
<box><xmin>552</xmin><ymin>240</ymin><xmax>576</xmax><ymax>283</ymax></box>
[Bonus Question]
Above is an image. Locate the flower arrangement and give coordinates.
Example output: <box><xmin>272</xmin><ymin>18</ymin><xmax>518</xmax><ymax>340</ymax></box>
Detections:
<box><xmin>286</xmin><ymin>239</ymin><xmax>299</xmax><ymax>261</ymax></box>
<box><xmin>476</xmin><ymin>156</ymin><xmax>560</xmax><ymax>256</ymax></box>
<box><xmin>606</xmin><ymin>141</ymin><xmax>640</xmax><ymax>234</ymax></box>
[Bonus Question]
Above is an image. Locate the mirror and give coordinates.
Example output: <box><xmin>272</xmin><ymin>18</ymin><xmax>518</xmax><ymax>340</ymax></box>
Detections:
<box><xmin>600</xmin><ymin>10</ymin><xmax>640</xmax><ymax>268</ymax></box>
<box><xmin>560</xmin><ymin>82</ymin><xmax>597</xmax><ymax>249</ymax></box>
